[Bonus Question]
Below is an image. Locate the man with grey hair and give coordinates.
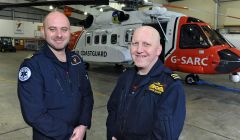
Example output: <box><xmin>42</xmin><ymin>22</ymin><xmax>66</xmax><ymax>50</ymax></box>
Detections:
<box><xmin>107</xmin><ymin>26</ymin><xmax>186</xmax><ymax>140</ymax></box>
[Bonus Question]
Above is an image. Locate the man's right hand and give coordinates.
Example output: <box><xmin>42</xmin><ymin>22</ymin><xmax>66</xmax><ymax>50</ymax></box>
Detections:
<box><xmin>112</xmin><ymin>136</ymin><xmax>117</xmax><ymax>140</ymax></box>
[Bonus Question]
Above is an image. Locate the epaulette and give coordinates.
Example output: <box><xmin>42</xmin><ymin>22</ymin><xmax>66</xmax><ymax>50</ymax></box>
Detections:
<box><xmin>170</xmin><ymin>73</ymin><xmax>181</xmax><ymax>80</ymax></box>
<box><xmin>162</xmin><ymin>67</ymin><xmax>181</xmax><ymax>80</ymax></box>
<box><xmin>23</xmin><ymin>54</ymin><xmax>34</xmax><ymax>61</ymax></box>
<box><xmin>26</xmin><ymin>54</ymin><xmax>33</xmax><ymax>59</ymax></box>
<box><xmin>24</xmin><ymin>51</ymin><xmax>41</xmax><ymax>61</ymax></box>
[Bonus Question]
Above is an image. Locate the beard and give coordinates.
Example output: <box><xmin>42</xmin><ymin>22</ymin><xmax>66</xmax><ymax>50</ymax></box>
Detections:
<box><xmin>47</xmin><ymin>42</ymin><xmax>67</xmax><ymax>52</ymax></box>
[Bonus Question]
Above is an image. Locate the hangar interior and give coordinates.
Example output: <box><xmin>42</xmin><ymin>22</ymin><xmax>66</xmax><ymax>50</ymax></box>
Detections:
<box><xmin>0</xmin><ymin>0</ymin><xmax>240</xmax><ymax>140</ymax></box>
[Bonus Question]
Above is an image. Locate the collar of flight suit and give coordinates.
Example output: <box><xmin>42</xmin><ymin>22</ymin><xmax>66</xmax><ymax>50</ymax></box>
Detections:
<box><xmin>41</xmin><ymin>43</ymin><xmax>71</xmax><ymax>69</ymax></box>
<box><xmin>125</xmin><ymin>59</ymin><xmax>165</xmax><ymax>91</ymax></box>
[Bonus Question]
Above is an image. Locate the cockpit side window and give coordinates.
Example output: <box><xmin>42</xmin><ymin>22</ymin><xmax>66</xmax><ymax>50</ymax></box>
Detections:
<box><xmin>202</xmin><ymin>26</ymin><xmax>226</xmax><ymax>46</ymax></box>
<box><xmin>180</xmin><ymin>24</ymin><xmax>209</xmax><ymax>49</ymax></box>
<box><xmin>111</xmin><ymin>34</ymin><xmax>117</xmax><ymax>44</ymax></box>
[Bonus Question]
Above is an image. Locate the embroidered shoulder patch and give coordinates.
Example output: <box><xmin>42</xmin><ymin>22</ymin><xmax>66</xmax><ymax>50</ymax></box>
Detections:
<box><xmin>18</xmin><ymin>67</ymin><xmax>31</xmax><ymax>82</ymax></box>
<box><xmin>148</xmin><ymin>82</ymin><xmax>164</xmax><ymax>94</ymax></box>
<box><xmin>71</xmin><ymin>55</ymin><xmax>81</xmax><ymax>65</ymax></box>
<box><xmin>171</xmin><ymin>73</ymin><xmax>181</xmax><ymax>80</ymax></box>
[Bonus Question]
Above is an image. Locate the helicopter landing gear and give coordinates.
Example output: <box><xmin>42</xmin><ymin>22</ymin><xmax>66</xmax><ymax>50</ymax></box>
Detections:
<box><xmin>185</xmin><ymin>74</ymin><xmax>200</xmax><ymax>85</ymax></box>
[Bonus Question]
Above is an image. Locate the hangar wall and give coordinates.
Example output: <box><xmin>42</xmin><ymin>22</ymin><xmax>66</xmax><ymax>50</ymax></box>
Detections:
<box><xmin>218</xmin><ymin>1</ymin><xmax>240</xmax><ymax>27</ymax></box>
<box><xmin>161</xmin><ymin>0</ymin><xmax>216</xmax><ymax>27</ymax></box>
<box><xmin>0</xmin><ymin>19</ymin><xmax>81</xmax><ymax>38</ymax></box>
<box><xmin>153</xmin><ymin>0</ymin><xmax>240</xmax><ymax>29</ymax></box>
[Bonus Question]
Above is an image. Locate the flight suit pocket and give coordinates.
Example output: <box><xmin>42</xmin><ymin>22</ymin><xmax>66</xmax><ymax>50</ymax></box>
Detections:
<box><xmin>128</xmin><ymin>92</ymin><xmax>155</xmax><ymax>135</ymax></box>
<box><xmin>43</xmin><ymin>81</ymin><xmax>68</xmax><ymax>110</ymax></box>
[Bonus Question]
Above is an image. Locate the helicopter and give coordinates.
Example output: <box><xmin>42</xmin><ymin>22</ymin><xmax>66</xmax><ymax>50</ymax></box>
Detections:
<box><xmin>67</xmin><ymin>4</ymin><xmax>240</xmax><ymax>85</ymax></box>
<box><xmin>1</xmin><ymin>0</ymin><xmax>239</xmax><ymax>85</ymax></box>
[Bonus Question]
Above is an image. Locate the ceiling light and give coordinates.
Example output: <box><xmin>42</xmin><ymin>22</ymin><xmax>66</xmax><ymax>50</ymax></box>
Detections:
<box><xmin>49</xmin><ymin>5</ymin><xmax>53</xmax><ymax>10</ymax></box>
<box><xmin>121</xmin><ymin>4</ymin><xmax>126</xmax><ymax>7</ymax></box>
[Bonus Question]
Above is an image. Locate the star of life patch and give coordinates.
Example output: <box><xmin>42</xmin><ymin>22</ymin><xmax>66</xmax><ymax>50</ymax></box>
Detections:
<box><xmin>18</xmin><ymin>67</ymin><xmax>31</xmax><ymax>82</ymax></box>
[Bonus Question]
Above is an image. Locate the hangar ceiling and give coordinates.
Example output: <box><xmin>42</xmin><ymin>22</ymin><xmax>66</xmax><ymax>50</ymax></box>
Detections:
<box><xmin>0</xmin><ymin>1</ymin><xmax>96</xmax><ymax>25</ymax></box>
<box><xmin>0</xmin><ymin>0</ymin><xmax>112</xmax><ymax>17</ymax></box>
<box><xmin>1</xmin><ymin>0</ymin><xmax>240</xmax><ymax>14</ymax></box>
<box><xmin>0</xmin><ymin>0</ymin><xmax>240</xmax><ymax>25</ymax></box>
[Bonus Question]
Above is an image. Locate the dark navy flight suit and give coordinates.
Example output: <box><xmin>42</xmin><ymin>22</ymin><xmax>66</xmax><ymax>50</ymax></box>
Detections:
<box><xmin>107</xmin><ymin>59</ymin><xmax>186</xmax><ymax>140</ymax></box>
<box><xmin>18</xmin><ymin>44</ymin><xmax>94</xmax><ymax>140</ymax></box>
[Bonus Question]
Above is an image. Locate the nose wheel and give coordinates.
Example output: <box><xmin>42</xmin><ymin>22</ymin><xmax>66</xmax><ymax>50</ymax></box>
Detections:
<box><xmin>185</xmin><ymin>74</ymin><xmax>200</xmax><ymax>85</ymax></box>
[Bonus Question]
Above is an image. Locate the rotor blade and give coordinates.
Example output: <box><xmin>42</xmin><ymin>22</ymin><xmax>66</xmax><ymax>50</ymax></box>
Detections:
<box><xmin>162</xmin><ymin>4</ymin><xmax>189</xmax><ymax>10</ymax></box>
<box><xmin>226</xmin><ymin>15</ymin><xmax>240</xmax><ymax>20</ymax></box>
<box><xmin>162</xmin><ymin>4</ymin><xmax>240</xmax><ymax>20</ymax></box>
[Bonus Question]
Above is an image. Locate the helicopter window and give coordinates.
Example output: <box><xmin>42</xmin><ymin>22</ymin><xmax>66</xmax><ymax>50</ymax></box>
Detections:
<box><xmin>101</xmin><ymin>34</ymin><xmax>107</xmax><ymax>44</ymax></box>
<box><xmin>94</xmin><ymin>35</ymin><xmax>100</xmax><ymax>44</ymax></box>
<box><xmin>125</xmin><ymin>33</ymin><xmax>129</xmax><ymax>42</ymax></box>
<box><xmin>86</xmin><ymin>36</ymin><xmax>91</xmax><ymax>44</ymax></box>
<box><xmin>201</xmin><ymin>26</ymin><xmax>226</xmax><ymax>46</ymax></box>
<box><xmin>125</xmin><ymin>29</ymin><xmax>134</xmax><ymax>42</ymax></box>
<box><xmin>111</xmin><ymin>34</ymin><xmax>117</xmax><ymax>44</ymax></box>
<box><xmin>180</xmin><ymin>24</ymin><xmax>209</xmax><ymax>49</ymax></box>
<box><xmin>187</xmin><ymin>17</ymin><xmax>204</xmax><ymax>23</ymax></box>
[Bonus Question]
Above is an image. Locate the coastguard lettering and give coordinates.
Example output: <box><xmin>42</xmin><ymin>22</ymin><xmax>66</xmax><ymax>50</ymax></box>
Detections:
<box><xmin>81</xmin><ymin>51</ymin><xmax>107</xmax><ymax>57</ymax></box>
<box><xmin>170</xmin><ymin>56</ymin><xmax>208</xmax><ymax>66</ymax></box>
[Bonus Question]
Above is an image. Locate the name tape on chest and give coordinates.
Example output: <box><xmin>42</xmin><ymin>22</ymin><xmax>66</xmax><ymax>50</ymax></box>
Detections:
<box><xmin>18</xmin><ymin>67</ymin><xmax>31</xmax><ymax>82</ymax></box>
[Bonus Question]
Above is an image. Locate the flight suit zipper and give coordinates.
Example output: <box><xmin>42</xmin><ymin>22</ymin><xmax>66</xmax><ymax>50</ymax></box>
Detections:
<box><xmin>65</xmin><ymin>71</ymin><xmax>73</xmax><ymax>95</ymax></box>
<box><xmin>118</xmin><ymin>87</ymin><xmax>127</xmax><ymax>135</ymax></box>
<box><xmin>66</xmin><ymin>71</ymin><xmax>71</xmax><ymax>85</ymax></box>
<box><xmin>56</xmin><ymin>78</ymin><xmax>64</xmax><ymax>93</ymax></box>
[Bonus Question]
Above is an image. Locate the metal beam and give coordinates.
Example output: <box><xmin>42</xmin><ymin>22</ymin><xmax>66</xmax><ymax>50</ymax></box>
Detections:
<box><xmin>0</xmin><ymin>0</ymin><xmax>109</xmax><ymax>9</ymax></box>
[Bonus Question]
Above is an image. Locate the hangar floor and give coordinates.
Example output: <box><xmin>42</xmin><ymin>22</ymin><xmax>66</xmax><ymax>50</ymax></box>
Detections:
<box><xmin>0</xmin><ymin>51</ymin><xmax>240</xmax><ymax>140</ymax></box>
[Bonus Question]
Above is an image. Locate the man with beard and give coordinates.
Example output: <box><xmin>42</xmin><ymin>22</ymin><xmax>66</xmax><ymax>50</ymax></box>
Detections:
<box><xmin>18</xmin><ymin>11</ymin><xmax>93</xmax><ymax>140</ymax></box>
<box><xmin>107</xmin><ymin>26</ymin><xmax>186</xmax><ymax>140</ymax></box>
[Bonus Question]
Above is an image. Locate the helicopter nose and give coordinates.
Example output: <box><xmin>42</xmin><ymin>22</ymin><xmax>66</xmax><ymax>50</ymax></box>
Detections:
<box><xmin>215</xmin><ymin>49</ymin><xmax>240</xmax><ymax>73</ymax></box>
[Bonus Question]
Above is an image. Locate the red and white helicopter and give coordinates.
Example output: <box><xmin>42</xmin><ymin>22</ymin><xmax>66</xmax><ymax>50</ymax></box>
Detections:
<box><xmin>68</xmin><ymin>3</ymin><xmax>240</xmax><ymax>84</ymax></box>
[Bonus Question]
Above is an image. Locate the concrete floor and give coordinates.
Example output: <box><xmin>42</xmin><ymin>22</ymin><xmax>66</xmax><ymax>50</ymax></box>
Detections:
<box><xmin>0</xmin><ymin>51</ymin><xmax>240</xmax><ymax>140</ymax></box>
